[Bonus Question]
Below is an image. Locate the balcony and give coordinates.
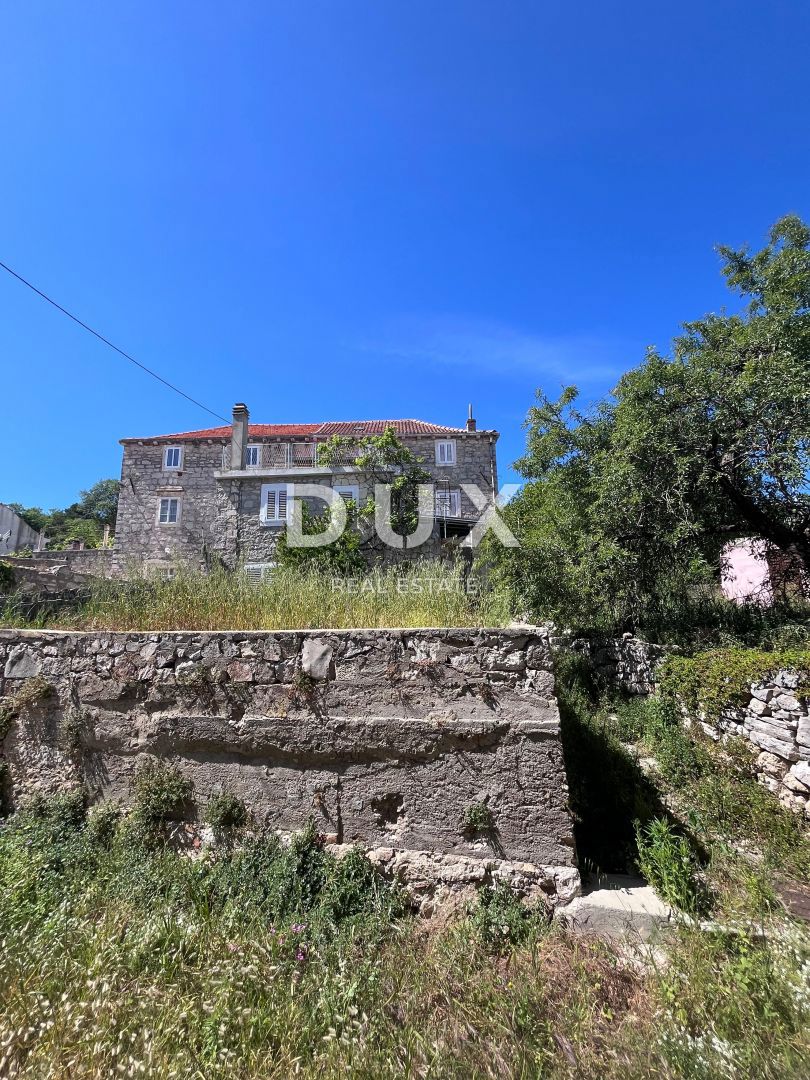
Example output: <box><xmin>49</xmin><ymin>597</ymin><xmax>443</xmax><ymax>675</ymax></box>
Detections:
<box><xmin>218</xmin><ymin>441</ymin><xmax>360</xmax><ymax>475</ymax></box>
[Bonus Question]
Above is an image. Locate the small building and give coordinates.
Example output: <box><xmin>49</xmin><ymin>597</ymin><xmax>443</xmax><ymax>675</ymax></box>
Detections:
<box><xmin>0</xmin><ymin>504</ymin><xmax>44</xmax><ymax>555</ymax></box>
<box><xmin>113</xmin><ymin>405</ymin><xmax>499</xmax><ymax>572</ymax></box>
<box><xmin>721</xmin><ymin>538</ymin><xmax>808</xmax><ymax>605</ymax></box>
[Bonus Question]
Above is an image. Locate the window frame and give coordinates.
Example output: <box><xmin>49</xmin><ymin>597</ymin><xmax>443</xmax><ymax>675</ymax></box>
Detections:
<box><xmin>245</xmin><ymin>444</ymin><xmax>262</xmax><ymax>469</ymax></box>
<box><xmin>260</xmin><ymin>483</ymin><xmax>293</xmax><ymax>526</ymax></box>
<box><xmin>244</xmin><ymin>562</ymin><xmax>276</xmax><ymax>584</ymax></box>
<box><xmin>435</xmin><ymin>439</ymin><xmax>456</xmax><ymax>466</ymax></box>
<box><xmin>163</xmin><ymin>446</ymin><xmax>183</xmax><ymax>471</ymax></box>
<box><xmin>435</xmin><ymin>487</ymin><xmax>461</xmax><ymax>518</ymax></box>
<box><xmin>333</xmin><ymin>484</ymin><xmax>360</xmax><ymax>506</ymax></box>
<box><xmin>157</xmin><ymin>496</ymin><xmax>181</xmax><ymax>526</ymax></box>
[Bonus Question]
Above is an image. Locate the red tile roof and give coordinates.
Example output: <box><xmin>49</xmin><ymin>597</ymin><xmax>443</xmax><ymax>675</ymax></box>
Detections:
<box><xmin>121</xmin><ymin>419</ymin><xmax>480</xmax><ymax>443</ymax></box>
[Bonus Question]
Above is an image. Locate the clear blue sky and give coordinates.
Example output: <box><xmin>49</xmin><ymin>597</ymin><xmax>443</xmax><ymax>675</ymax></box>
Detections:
<box><xmin>1</xmin><ymin>1</ymin><xmax>808</xmax><ymax>509</ymax></box>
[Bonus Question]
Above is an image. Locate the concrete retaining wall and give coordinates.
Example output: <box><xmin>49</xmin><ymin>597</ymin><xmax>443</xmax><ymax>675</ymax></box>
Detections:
<box><xmin>0</xmin><ymin>627</ymin><xmax>579</xmax><ymax>909</ymax></box>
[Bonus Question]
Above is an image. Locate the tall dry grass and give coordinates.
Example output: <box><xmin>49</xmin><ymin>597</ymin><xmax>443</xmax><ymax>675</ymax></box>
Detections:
<box><xmin>55</xmin><ymin>561</ymin><xmax>512</xmax><ymax>631</ymax></box>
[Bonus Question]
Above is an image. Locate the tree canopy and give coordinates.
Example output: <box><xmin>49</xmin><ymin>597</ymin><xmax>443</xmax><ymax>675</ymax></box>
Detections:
<box><xmin>10</xmin><ymin>478</ymin><xmax>120</xmax><ymax>550</ymax></box>
<box><xmin>491</xmin><ymin>215</ymin><xmax>810</xmax><ymax>635</ymax></box>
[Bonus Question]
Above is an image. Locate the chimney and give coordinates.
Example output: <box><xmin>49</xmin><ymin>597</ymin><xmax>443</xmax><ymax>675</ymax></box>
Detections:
<box><xmin>231</xmin><ymin>402</ymin><xmax>249</xmax><ymax>469</ymax></box>
<box><xmin>466</xmin><ymin>403</ymin><xmax>477</xmax><ymax>432</ymax></box>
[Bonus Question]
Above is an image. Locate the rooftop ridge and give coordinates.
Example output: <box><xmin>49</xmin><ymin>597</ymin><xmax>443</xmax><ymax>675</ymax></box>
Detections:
<box><xmin>121</xmin><ymin>418</ymin><xmax>489</xmax><ymax>443</ymax></box>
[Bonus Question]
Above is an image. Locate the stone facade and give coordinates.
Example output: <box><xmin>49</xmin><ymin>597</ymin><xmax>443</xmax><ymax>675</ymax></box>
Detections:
<box><xmin>114</xmin><ymin>411</ymin><xmax>500</xmax><ymax>572</ymax></box>
<box><xmin>0</xmin><ymin>626</ymin><xmax>579</xmax><ymax>910</ymax></box>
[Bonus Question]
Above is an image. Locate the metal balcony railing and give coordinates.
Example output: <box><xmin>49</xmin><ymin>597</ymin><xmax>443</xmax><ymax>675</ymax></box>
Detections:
<box><xmin>221</xmin><ymin>442</ymin><xmax>360</xmax><ymax>470</ymax></box>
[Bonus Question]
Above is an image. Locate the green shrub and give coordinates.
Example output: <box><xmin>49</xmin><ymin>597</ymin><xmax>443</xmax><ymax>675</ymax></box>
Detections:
<box><xmin>23</xmin><ymin>790</ymin><xmax>87</xmax><ymax>840</ymax></box>
<box><xmin>635</xmin><ymin>817</ymin><xmax>708</xmax><ymax>915</ymax></box>
<box><xmin>130</xmin><ymin>760</ymin><xmax>193</xmax><ymax>844</ymax></box>
<box><xmin>461</xmin><ymin>801</ymin><xmax>496</xmax><ymax>838</ymax></box>
<box><xmin>324</xmin><ymin>846</ymin><xmax>407</xmax><ymax>922</ymax></box>
<box><xmin>58</xmin><ymin>707</ymin><xmax>90</xmax><ymax>754</ymax></box>
<box><xmin>85</xmin><ymin>802</ymin><xmax>122</xmax><ymax>847</ymax></box>
<box><xmin>205</xmin><ymin>791</ymin><xmax>248</xmax><ymax>832</ymax></box>
<box><xmin>660</xmin><ymin>647</ymin><xmax>810</xmax><ymax>719</ymax></box>
<box><xmin>469</xmin><ymin>882</ymin><xmax>547</xmax><ymax>950</ymax></box>
<box><xmin>6</xmin><ymin>675</ymin><xmax>53</xmax><ymax>714</ymax></box>
<box><xmin>0</xmin><ymin>561</ymin><xmax>15</xmax><ymax>591</ymax></box>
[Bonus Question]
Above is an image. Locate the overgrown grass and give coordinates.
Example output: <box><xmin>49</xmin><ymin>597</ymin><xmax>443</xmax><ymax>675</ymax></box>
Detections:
<box><xmin>0</xmin><ymin>794</ymin><xmax>808</xmax><ymax>1078</ymax></box>
<box><xmin>556</xmin><ymin>652</ymin><xmax>810</xmax><ymax>916</ymax></box>
<box><xmin>0</xmin><ymin>562</ymin><xmax>512</xmax><ymax>631</ymax></box>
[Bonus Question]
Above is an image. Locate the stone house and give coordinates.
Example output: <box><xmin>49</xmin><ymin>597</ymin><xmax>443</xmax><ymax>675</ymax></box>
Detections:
<box><xmin>114</xmin><ymin>404</ymin><xmax>499</xmax><ymax>573</ymax></box>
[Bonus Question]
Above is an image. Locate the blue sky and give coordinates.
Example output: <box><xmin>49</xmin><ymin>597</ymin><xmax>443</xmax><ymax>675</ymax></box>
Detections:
<box><xmin>1</xmin><ymin>1</ymin><xmax>808</xmax><ymax>509</ymax></box>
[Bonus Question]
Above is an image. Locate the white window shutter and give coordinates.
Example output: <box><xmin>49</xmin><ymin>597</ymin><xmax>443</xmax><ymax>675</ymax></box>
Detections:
<box><xmin>277</xmin><ymin>486</ymin><xmax>288</xmax><ymax>521</ymax></box>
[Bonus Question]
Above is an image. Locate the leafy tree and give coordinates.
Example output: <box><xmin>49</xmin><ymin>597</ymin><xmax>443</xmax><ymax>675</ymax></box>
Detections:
<box><xmin>58</xmin><ymin>518</ymin><xmax>104</xmax><ymax>550</ymax></box>
<box><xmin>319</xmin><ymin>427</ymin><xmax>432</xmax><ymax>538</ymax></box>
<box><xmin>7</xmin><ymin>503</ymin><xmax>49</xmax><ymax>534</ymax></box>
<box><xmin>276</xmin><ymin>428</ymin><xmax>432</xmax><ymax>571</ymax></box>
<box><xmin>492</xmin><ymin>215</ymin><xmax>810</xmax><ymax>634</ymax></box>
<box><xmin>75</xmin><ymin>479</ymin><xmax>120</xmax><ymax>528</ymax></box>
<box><xmin>6</xmin><ymin>479</ymin><xmax>120</xmax><ymax>549</ymax></box>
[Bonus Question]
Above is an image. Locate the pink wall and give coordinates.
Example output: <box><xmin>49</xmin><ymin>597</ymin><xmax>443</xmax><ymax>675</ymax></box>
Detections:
<box><xmin>721</xmin><ymin>539</ymin><xmax>773</xmax><ymax>605</ymax></box>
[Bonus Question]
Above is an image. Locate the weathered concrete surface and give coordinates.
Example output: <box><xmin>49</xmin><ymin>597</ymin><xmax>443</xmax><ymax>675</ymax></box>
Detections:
<box><xmin>562</xmin><ymin>874</ymin><xmax>674</xmax><ymax>940</ymax></box>
<box><xmin>0</xmin><ymin>627</ymin><xmax>579</xmax><ymax>907</ymax></box>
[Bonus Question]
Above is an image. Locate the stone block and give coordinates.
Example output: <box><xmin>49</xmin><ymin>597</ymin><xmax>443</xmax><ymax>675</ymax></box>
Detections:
<box><xmin>755</xmin><ymin>751</ymin><xmax>789</xmax><ymax>780</ymax></box>
<box><xmin>3</xmin><ymin>646</ymin><xmax>42</xmax><ymax>679</ymax></box>
<box><xmin>301</xmin><ymin>638</ymin><xmax>334</xmax><ymax>681</ymax></box>
<box><xmin>0</xmin><ymin>627</ymin><xmax>576</xmax><ymax>907</ymax></box>
<box><xmin>750</xmin><ymin>685</ymin><xmax>774</xmax><ymax>704</ymax></box>
<box><xmin>746</xmin><ymin>727</ymin><xmax>799</xmax><ymax>762</ymax></box>
<box><xmin>784</xmin><ymin>760</ymin><xmax>810</xmax><ymax>793</ymax></box>
<box><xmin>748</xmin><ymin>697</ymin><xmax>770</xmax><ymax>717</ymax></box>
<box><xmin>774</xmin><ymin>693</ymin><xmax>801</xmax><ymax>712</ymax></box>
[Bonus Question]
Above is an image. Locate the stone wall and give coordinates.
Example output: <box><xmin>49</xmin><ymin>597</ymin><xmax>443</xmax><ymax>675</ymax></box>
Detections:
<box><xmin>551</xmin><ymin>632</ymin><xmax>667</xmax><ymax>695</ymax></box>
<box><xmin>553</xmin><ymin>632</ymin><xmax>810</xmax><ymax>816</ymax></box>
<box><xmin>0</xmin><ymin>627</ymin><xmax>579</xmax><ymax>909</ymax></box>
<box><xmin>691</xmin><ymin>671</ymin><xmax>810</xmax><ymax>816</ymax></box>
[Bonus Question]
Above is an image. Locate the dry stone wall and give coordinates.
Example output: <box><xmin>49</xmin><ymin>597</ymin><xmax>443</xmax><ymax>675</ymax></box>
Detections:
<box><xmin>556</xmin><ymin>633</ymin><xmax>666</xmax><ymax>695</ymax></box>
<box><xmin>692</xmin><ymin>671</ymin><xmax>810</xmax><ymax>816</ymax></box>
<box><xmin>0</xmin><ymin>627</ymin><xmax>579</xmax><ymax>910</ymax></box>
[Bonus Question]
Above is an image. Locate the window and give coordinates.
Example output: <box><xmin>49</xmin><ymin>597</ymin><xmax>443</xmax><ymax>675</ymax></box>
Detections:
<box><xmin>435</xmin><ymin>439</ymin><xmax>456</xmax><ymax>465</ymax></box>
<box><xmin>260</xmin><ymin>483</ymin><xmax>292</xmax><ymax>525</ymax></box>
<box><xmin>164</xmin><ymin>446</ymin><xmax>183</xmax><ymax>470</ymax></box>
<box><xmin>333</xmin><ymin>485</ymin><xmax>360</xmax><ymax>506</ymax></box>
<box><xmin>158</xmin><ymin>497</ymin><xmax>181</xmax><ymax>525</ymax></box>
<box><xmin>244</xmin><ymin>562</ymin><xmax>276</xmax><ymax>584</ymax></box>
<box><xmin>245</xmin><ymin>445</ymin><xmax>261</xmax><ymax>468</ymax></box>
<box><xmin>435</xmin><ymin>488</ymin><xmax>461</xmax><ymax>518</ymax></box>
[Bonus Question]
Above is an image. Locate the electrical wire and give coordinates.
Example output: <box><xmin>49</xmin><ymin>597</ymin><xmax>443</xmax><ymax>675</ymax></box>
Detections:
<box><xmin>0</xmin><ymin>259</ymin><xmax>229</xmax><ymax>423</ymax></box>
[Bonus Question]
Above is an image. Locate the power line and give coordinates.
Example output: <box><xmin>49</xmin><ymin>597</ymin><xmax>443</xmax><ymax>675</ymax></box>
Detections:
<box><xmin>0</xmin><ymin>260</ymin><xmax>229</xmax><ymax>423</ymax></box>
